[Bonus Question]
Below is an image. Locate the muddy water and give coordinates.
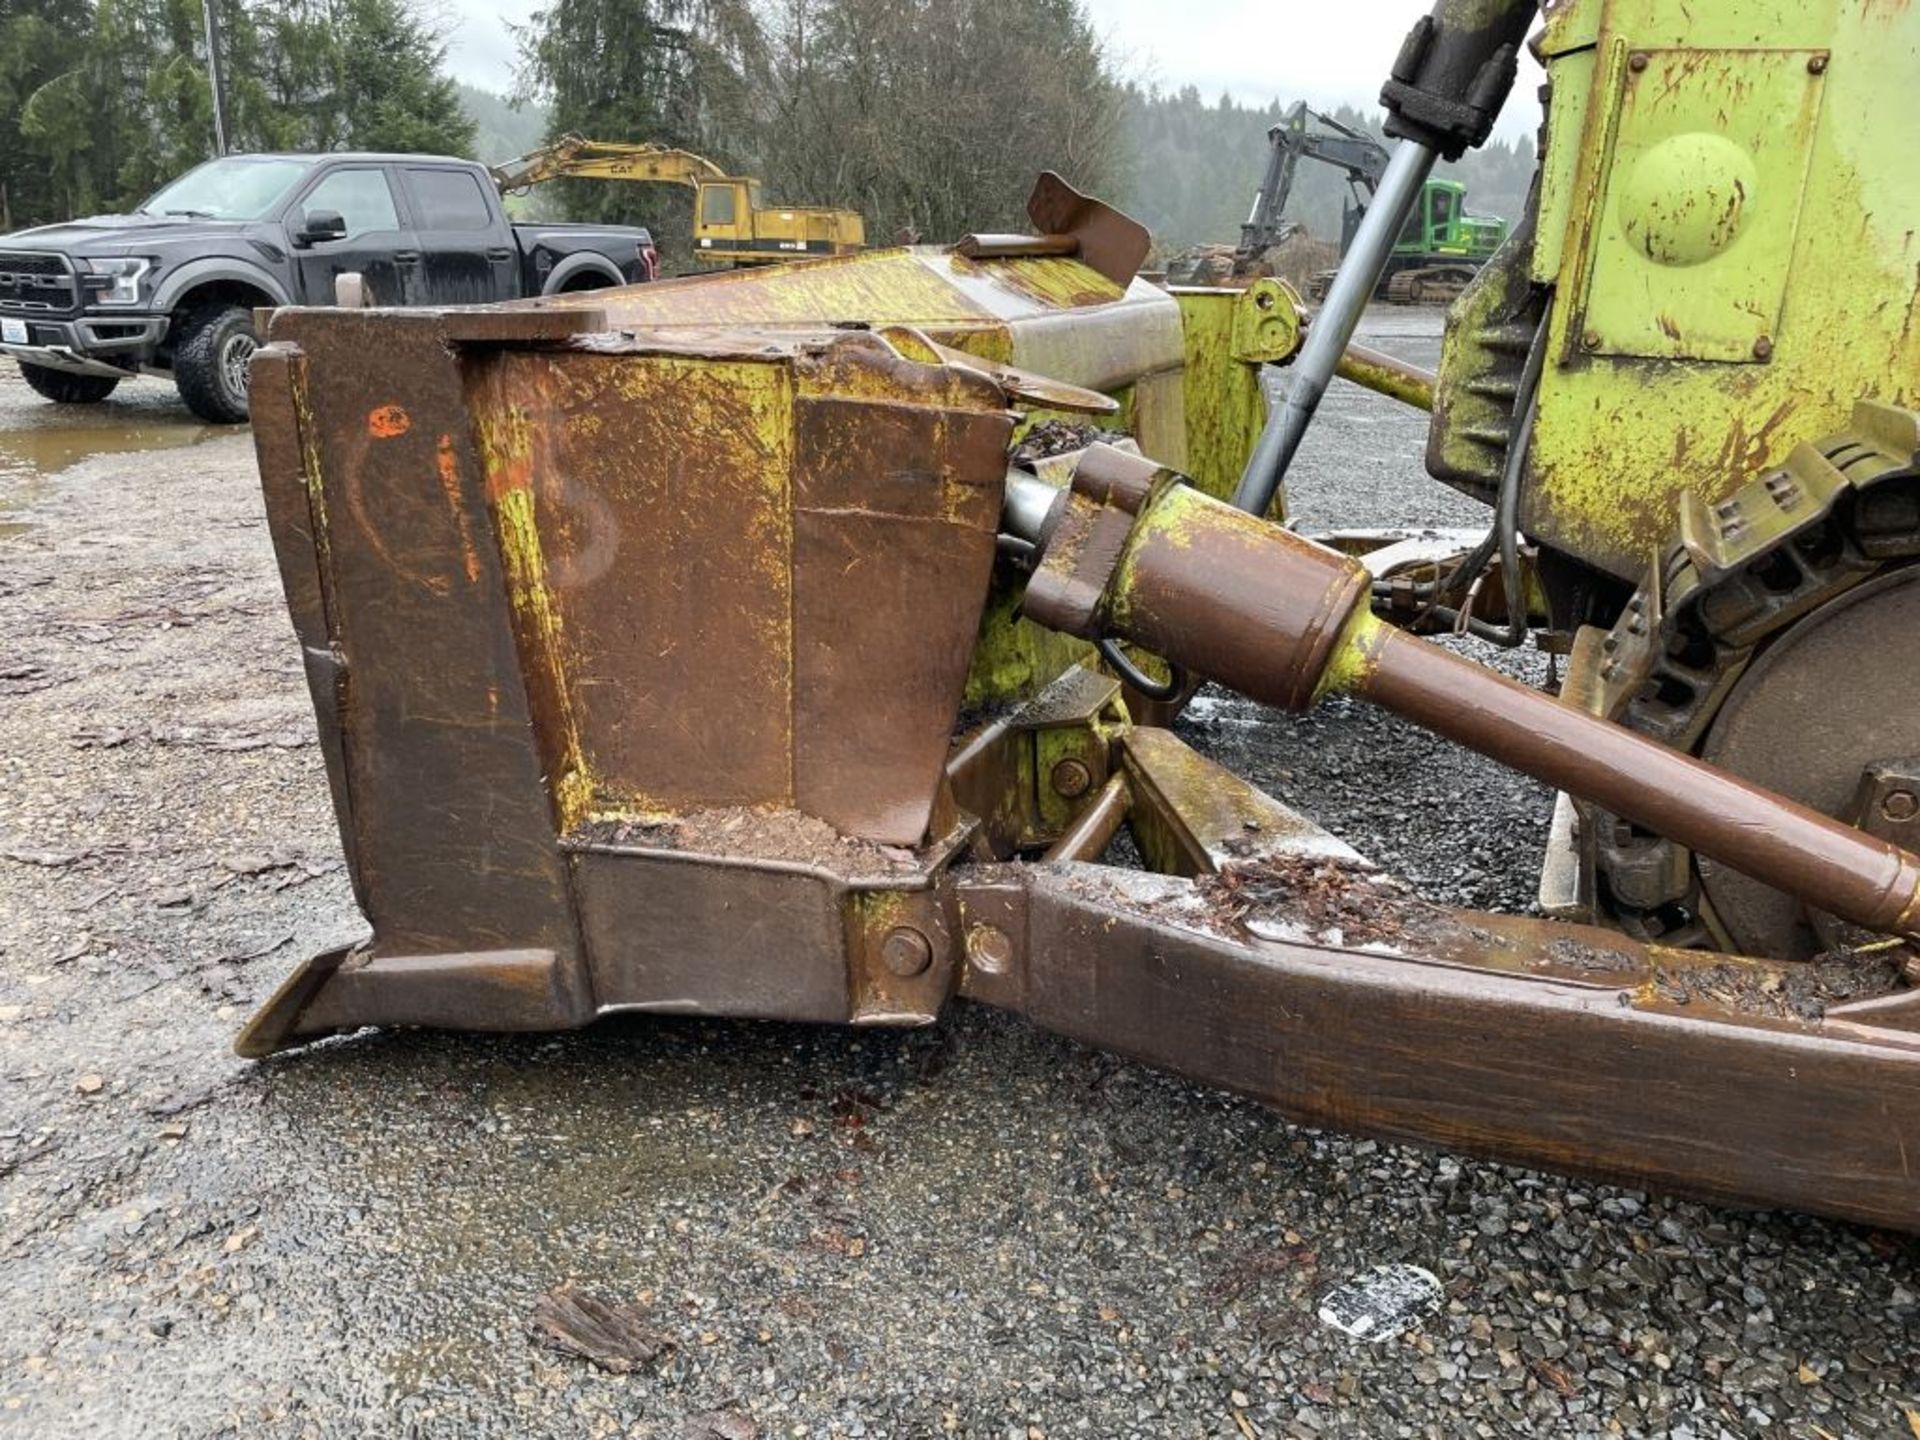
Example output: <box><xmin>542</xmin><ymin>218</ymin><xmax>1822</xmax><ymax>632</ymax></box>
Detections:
<box><xmin>0</xmin><ymin>375</ymin><xmax>224</xmax><ymax>538</ymax></box>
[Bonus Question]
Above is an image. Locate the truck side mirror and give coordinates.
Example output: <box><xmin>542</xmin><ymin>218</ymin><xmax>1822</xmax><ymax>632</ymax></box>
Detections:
<box><xmin>296</xmin><ymin>210</ymin><xmax>347</xmax><ymax>247</ymax></box>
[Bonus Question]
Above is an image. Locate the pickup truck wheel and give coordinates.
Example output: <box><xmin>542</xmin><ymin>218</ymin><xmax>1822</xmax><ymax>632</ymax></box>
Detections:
<box><xmin>18</xmin><ymin>362</ymin><xmax>120</xmax><ymax>404</ymax></box>
<box><xmin>172</xmin><ymin>303</ymin><xmax>259</xmax><ymax>424</ymax></box>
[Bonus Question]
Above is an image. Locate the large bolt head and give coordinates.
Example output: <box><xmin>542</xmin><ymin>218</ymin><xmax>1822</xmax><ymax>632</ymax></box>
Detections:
<box><xmin>1050</xmin><ymin>757</ymin><xmax>1094</xmax><ymax>798</ymax></box>
<box><xmin>881</xmin><ymin>926</ymin><xmax>934</xmax><ymax>978</ymax></box>
<box><xmin>965</xmin><ymin>923</ymin><xmax>1014</xmax><ymax>976</ymax></box>
<box><xmin>1882</xmin><ymin>788</ymin><xmax>1919</xmax><ymax>823</ymax></box>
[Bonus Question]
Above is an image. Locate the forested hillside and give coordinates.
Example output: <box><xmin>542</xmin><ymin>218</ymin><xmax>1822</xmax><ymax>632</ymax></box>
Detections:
<box><xmin>513</xmin><ymin>0</ymin><xmax>1125</xmax><ymax>245</ymax></box>
<box><xmin>457</xmin><ymin>82</ymin><xmax>547</xmax><ymax>165</ymax></box>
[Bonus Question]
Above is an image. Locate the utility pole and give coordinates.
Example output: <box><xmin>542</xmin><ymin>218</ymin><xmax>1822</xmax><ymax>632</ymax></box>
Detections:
<box><xmin>202</xmin><ymin>0</ymin><xmax>230</xmax><ymax>156</ymax></box>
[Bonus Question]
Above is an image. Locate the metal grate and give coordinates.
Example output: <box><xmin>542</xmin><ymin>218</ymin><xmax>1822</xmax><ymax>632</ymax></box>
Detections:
<box><xmin>0</xmin><ymin>251</ymin><xmax>71</xmax><ymax>278</ymax></box>
<box><xmin>0</xmin><ymin>251</ymin><xmax>78</xmax><ymax>314</ymax></box>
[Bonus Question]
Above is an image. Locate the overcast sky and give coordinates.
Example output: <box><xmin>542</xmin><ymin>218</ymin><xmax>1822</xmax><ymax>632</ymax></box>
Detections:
<box><xmin>442</xmin><ymin>0</ymin><xmax>1544</xmax><ymax>141</ymax></box>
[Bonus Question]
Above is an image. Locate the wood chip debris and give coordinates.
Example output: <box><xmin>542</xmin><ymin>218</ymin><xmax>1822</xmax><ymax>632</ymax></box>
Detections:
<box><xmin>70</xmin><ymin>721</ymin><xmax>313</xmax><ymax>752</ymax></box>
<box><xmin>683</xmin><ymin>1412</ymin><xmax>758</xmax><ymax>1440</ymax></box>
<box><xmin>529</xmin><ymin>1287</ymin><xmax>676</xmax><ymax>1373</ymax></box>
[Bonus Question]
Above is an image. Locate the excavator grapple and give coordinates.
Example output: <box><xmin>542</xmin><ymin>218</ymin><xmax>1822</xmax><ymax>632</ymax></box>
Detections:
<box><xmin>241</xmin><ymin>0</ymin><xmax>1920</xmax><ymax>1232</ymax></box>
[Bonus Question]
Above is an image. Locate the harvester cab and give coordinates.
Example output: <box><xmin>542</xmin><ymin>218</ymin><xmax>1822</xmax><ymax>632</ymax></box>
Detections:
<box><xmin>241</xmin><ymin>0</ymin><xmax>1920</xmax><ymax>1232</ymax></box>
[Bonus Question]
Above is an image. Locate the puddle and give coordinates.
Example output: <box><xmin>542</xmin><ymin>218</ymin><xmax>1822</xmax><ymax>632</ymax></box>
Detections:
<box><xmin>0</xmin><ymin>467</ymin><xmax>40</xmax><ymax>539</ymax></box>
<box><xmin>0</xmin><ymin>387</ymin><xmax>227</xmax><ymax>539</ymax></box>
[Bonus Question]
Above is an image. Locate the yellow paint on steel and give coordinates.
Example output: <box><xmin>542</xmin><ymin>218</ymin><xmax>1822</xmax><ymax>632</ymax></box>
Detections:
<box><xmin>1520</xmin><ymin>0</ymin><xmax>1920</xmax><ymax>578</ymax></box>
<box><xmin>1312</xmin><ymin>605</ymin><xmax>1390</xmax><ymax>702</ymax></box>
<box><xmin>1336</xmin><ymin>343</ymin><xmax>1435</xmax><ymax>412</ymax></box>
<box><xmin>530</xmin><ymin>246</ymin><xmax>1182</xmax><ymax>400</ymax></box>
<box><xmin>1170</xmin><ymin>288</ymin><xmax>1272</xmax><ymax>505</ymax></box>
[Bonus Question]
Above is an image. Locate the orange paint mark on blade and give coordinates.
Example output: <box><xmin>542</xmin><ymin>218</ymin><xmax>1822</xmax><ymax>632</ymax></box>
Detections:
<box><xmin>368</xmin><ymin>405</ymin><xmax>412</xmax><ymax>439</ymax></box>
<box><xmin>437</xmin><ymin>434</ymin><xmax>483</xmax><ymax>585</ymax></box>
<box><xmin>487</xmin><ymin>443</ymin><xmax>531</xmax><ymax>502</ymax></box>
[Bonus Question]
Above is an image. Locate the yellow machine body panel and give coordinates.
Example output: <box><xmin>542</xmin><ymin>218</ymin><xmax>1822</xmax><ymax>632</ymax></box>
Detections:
<box><xmin>530</xmin><ymin>244</ymin><xmax>1190</xmax><ymax>469</ymax></box>
<box><xmin>1518</xmin><ymin>0</ymin><xmax>1920</xmax><ymax>577</ymax></box>
<box><xmin>693</xmin><ymin>180</ymin><xmax>867</xmax><ymax>264</ymax></box>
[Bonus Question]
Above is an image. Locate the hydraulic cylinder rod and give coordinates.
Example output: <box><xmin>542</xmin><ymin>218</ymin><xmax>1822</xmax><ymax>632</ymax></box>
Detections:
<box><xmin>1017</xmin><ymin>458</ymin><xmax>1920</xmax><ymax>942</ymax></box>
<box><xmin>1337</xmin><ymin>342</ymin><xmax>1435</xmax><ymax>412</ymax></box>
<box><xmin>1231</xmin><ymin>0</ymin><xmax>1533</xmax><ymax>516</ymax></box>
<box><xmin>1233</xmin><ymin>141</ymin><xmax>1436</xmax><ymax>518</ymax></box>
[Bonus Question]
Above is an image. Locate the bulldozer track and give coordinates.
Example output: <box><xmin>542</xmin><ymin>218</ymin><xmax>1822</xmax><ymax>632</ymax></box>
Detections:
<box><xmin>1591</xmin><ymin>402</ymin><xmax>1920</xmax><ymax>954</ymax></box>
<box><xmin>1385</xmin><ymin>266</ymin><xmax>1474</xmax><ymax>306</ymax></box>
<box><xmin>1306</xmin><ymin>264</ymin><xmax>1476</xmax><ymax>306</ymax></box>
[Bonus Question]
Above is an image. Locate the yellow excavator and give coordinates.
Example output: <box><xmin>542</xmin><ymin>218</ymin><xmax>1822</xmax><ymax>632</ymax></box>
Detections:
<box><xmin>490</xmin><ymin>136</ymin><xmax>866</xmax><ymax>268</ymax></box>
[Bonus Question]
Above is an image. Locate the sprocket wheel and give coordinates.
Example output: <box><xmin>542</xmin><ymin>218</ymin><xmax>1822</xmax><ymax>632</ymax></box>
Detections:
<box><xmin>1696</xmin><ymin>567</ymin><xmax>1920</xmax><ymax>957</ymax></box>
<box><xmin>1585</xmin><ymin>402</ymin><xmax>1920</xmax><ymax>960</ymax></box>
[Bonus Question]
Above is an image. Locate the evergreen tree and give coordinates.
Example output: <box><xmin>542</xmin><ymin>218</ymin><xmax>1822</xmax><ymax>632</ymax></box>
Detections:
<box><xmin>457</xmin><ymin>81</ymin><xmax>548</xmax><ymax>165</ymax></box>
<box><xmin>1116</xmin><ymin>84</ymin><xmax>1536</xmax><ymax>257</ymax></box>
<box><xmin>514</xmin><ymin>0</ymin><xmax>763</xmax><ymax>231</ymax></box>
<box><xmin>3</xmin><ymin>0</ymin><xmax>476</xmax><ymax>228</ymax></box>
<box><xmin>512</xmin><ymin>0</ymin><xmax>1121</xmax><ymax>250</ymax></box>
<box><xmin>754</xmin><ymin>0</ymin><xmax>1122</xmax><ymax>243</ymax></box>
<box><xmin>0</xmin><ymin>0</ymin><xmax>92</xmax><ymax>226</ymax></box>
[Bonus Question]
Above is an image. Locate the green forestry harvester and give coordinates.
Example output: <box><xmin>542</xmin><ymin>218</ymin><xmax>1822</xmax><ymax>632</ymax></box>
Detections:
<box><xmin>1183</xmin><ymin>100</ymin><xmax>1509</xmax><ymax>301</ymax></box>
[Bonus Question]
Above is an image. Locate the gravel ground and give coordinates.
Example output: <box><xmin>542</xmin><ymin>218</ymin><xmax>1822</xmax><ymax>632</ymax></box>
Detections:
<box><xmin>1</xmin><ymin>316</ymin><xmax>1917</xmax><ymax>1440</ymax></box>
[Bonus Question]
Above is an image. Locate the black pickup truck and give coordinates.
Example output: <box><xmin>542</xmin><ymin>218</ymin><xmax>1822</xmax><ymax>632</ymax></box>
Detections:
<box><xmin>0</xmin><ymin>152</ymin><xmax>658</xmax><ymax>423</ymax></box>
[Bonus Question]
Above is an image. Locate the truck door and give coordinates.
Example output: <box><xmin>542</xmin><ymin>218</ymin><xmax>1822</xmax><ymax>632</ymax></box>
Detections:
<box><xmin>400</xmin><ymin>166</ymin><xmax>517</xmax><ymax>303</ymax></box>
<box><xmin>288</xmin><ymin>165</ymin><xmax>410</xmax><ymax>306</ymax></box>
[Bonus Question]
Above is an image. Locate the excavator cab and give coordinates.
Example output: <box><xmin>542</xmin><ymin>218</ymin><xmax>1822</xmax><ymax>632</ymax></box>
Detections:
<box><xmin>693</xmin><ymin>179</ymin><xmax>757</xmax><ymax>256</ymax></box>
<box><xmin>692</xmin><ymin>178</ymin><xmax>864</xmax><ymax>264</ymax></box>
<box><xmin>1394</xmin><ymin>179</ymin><xmax>1503</xmax><ymax>259</ymax></box>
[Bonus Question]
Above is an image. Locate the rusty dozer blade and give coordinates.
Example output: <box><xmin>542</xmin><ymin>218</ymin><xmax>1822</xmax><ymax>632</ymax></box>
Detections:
<box><xmin>242</xmin><ymin>229</ymin><xmax>1920</xmax><ymax>1232</ymax></box>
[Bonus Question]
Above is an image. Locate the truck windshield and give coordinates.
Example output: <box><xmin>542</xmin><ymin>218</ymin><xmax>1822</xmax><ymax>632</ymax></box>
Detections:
<box><xmin>141</xmin><ymin>158</ymin><xmax>311</xmax><ymax>220</ymax></box>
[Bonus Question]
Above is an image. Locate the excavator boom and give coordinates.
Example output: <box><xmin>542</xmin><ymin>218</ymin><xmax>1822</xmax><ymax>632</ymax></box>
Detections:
<box><xmin>1226</xmin><ymin>102</ymin><xmax>1507</xmax><ymax>303</ymax></box>
<box><xmin>1238</xmin><ymin>102</ymin><xmax>1387</xmax><ymax>261</ymax></box>
<box><xmin>490</xmin><ymin>136</ymin><xmax>727</xmax><ymax>192</ymax></box>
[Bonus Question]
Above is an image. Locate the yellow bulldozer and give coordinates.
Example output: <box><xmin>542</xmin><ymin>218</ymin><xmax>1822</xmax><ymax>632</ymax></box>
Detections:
<box><xmin>491</xmin><ymin>136</ymin><xmax>866</xmax><ymax>267</ymax></box>
<box><xmin>245</xmin><ymin>0</ymin><xmax>1920</xmax><ymax>1232</ymax></box>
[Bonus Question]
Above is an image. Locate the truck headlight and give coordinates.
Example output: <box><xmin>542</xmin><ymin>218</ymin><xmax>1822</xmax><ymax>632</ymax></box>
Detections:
<box><xmin>85</xmin><ymin>257</ymin><xmax>151</xmax><ymax>306</ymax></box>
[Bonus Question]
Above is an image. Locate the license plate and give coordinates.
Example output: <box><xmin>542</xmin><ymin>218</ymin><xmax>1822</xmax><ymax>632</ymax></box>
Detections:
<box><xmin>0</xmin><ymin>319</ymin><xmax>26</xmax><ymax>345</ymax></box>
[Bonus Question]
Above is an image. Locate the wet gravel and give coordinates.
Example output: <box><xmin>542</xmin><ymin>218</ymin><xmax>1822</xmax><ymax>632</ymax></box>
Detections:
<box><xmin>1186</xmin><ymin>315</ymin><xmax>1556</xmax><ymax>917</ymax></box>
<box><xmin>2</xmin><ymin>324</ymin><xmax>1918</xmax><ymax>1439</ymax></box>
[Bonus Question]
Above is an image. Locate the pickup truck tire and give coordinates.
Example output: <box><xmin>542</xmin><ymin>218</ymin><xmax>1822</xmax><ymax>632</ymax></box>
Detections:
<box><xmin>172</xmin><ymin>302</ymin><xmax>259</xmax><ymax>424</ymax></box>
<box><xmin>18</xmin><ymin>362</ymin><xmax>120</xmax><ymax>405</ymax></box>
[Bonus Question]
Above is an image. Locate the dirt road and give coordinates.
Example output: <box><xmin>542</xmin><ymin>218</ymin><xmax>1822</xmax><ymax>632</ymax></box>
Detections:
<box><xmin>1</xmin><ymin>327</ymin><xmax>1916</xmax><ymax>1439</ymax></box>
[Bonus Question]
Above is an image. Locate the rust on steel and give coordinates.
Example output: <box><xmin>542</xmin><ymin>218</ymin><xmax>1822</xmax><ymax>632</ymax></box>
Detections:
<box><xmin>1041</xmin><ymin>773</ymin><xmax>1131</xmax><ymax>863</ymax></box>
<box><xmin>960</xmin><ymin>863</ymin><xmax>1920</xmax><ymax>1233</ymax></box>
<box><xmin>1356</xmin><ymin>622</ymin><xmax>1920</xmax><ymax>942</ymax></box>
<box><xmin>1334</xmin><ymin>341</ymin><xmax>1435</xmax><ymax>411</ymax></box>
<box><xmin>1023</xmin><ymin>457</ymin><xmax>1920</xmax><ymax>943</ymax></box>
<box><xmin>1025</xmin><ymin>444</ymin><xmax>1367</xmax><ymax>709</ymax></box>
<box><xmin>1018</xmin><ymin>169</ymin><xmax>1154</xmax><ymax>289</ymax></box>
<box><xmin>954</xmin><ymin>233</ymin><xmax>1081</xmax><ymax>261</ymax></box>
<box><xmin>243</xmin><ymin>186</ymin><xmax>1920</xmax><ymax>1230</ymax></box>
<box><xmin>241</xmin><ymin>304</ymin><xmax>1015</xmax><ymax>1054</ymax></box>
